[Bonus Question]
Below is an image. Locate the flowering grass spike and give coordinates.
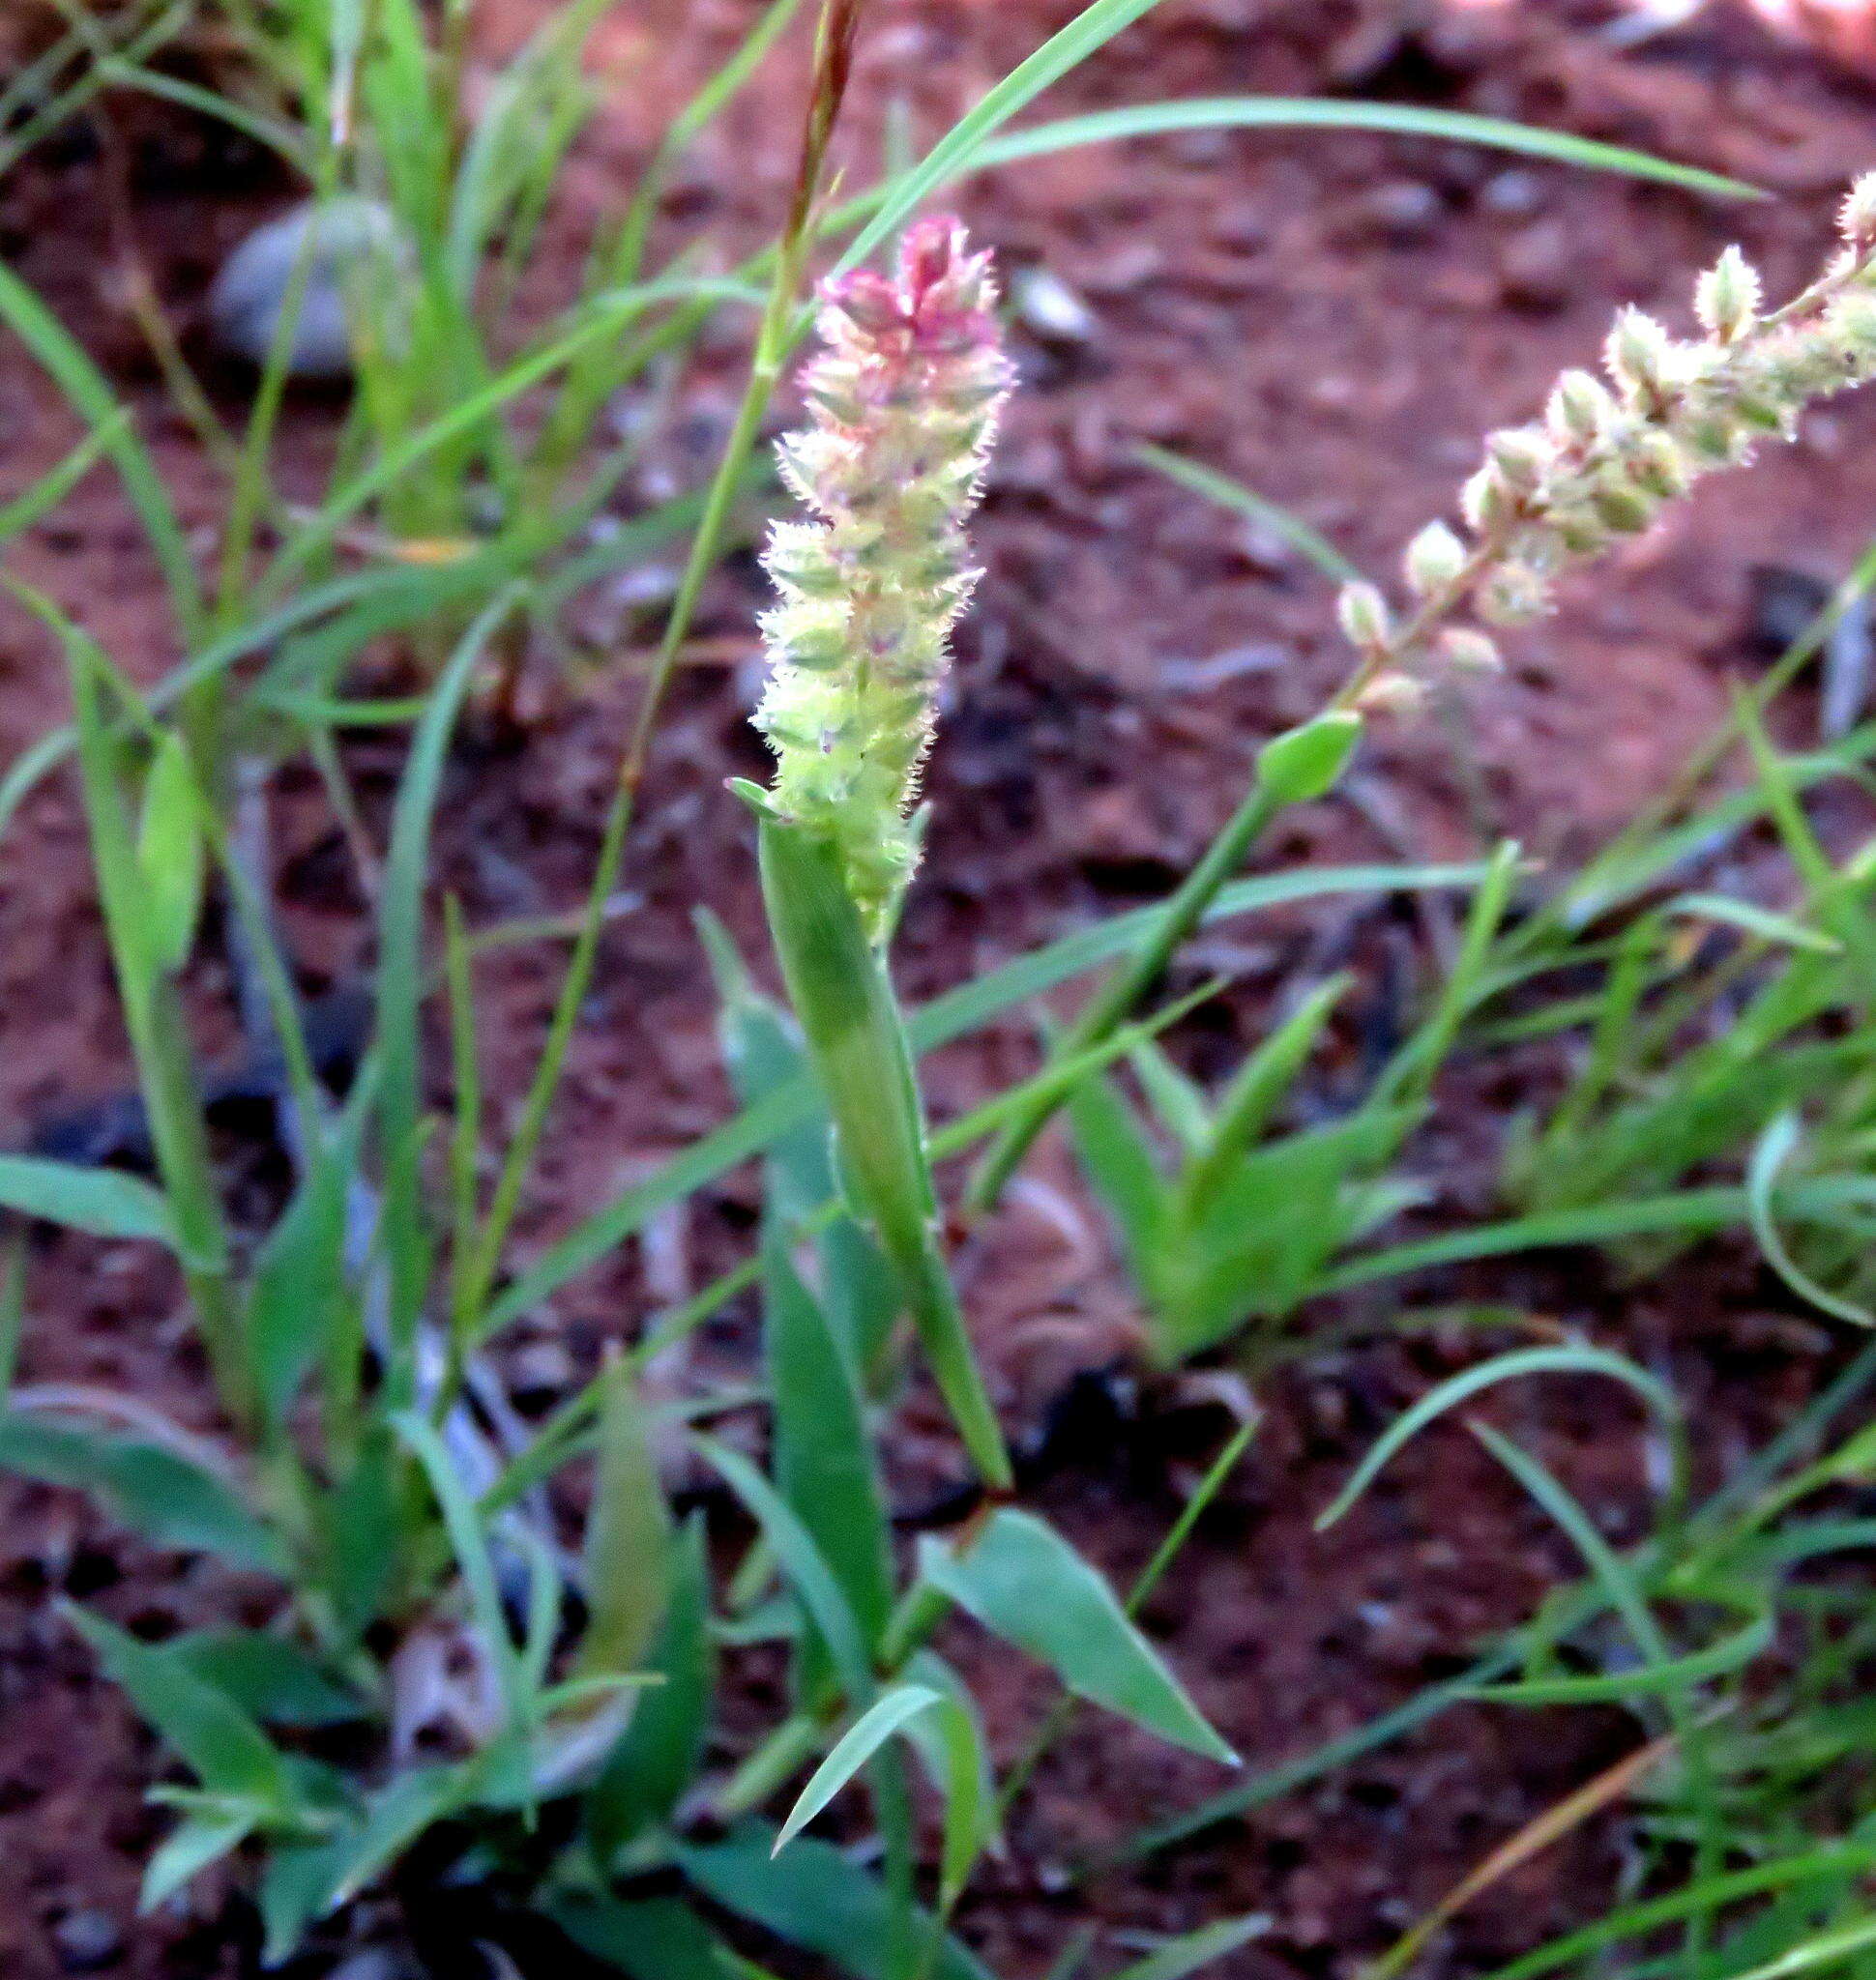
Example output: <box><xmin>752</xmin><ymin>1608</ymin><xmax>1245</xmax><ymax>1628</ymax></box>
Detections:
<box><xmin>754</xmin><ymin>217</ymin><xmax>1012</xmax><ymax>936</ymax></box>
<box><xmin>1338</xmin><ymin>169</ymin><xmax>1876</xmax><ymax>704</ymax></box>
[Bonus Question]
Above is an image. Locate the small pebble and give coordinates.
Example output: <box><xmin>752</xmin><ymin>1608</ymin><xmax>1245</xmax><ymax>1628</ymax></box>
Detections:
<box><xmin>1011</xmin><ymin>267</ymin><xmax>1098</xmax><ymax>346</ymax></box>
<box><xmin>1209</xmin><ymin>199</ymin><xmax>1270</xmax><ymax>251</ymax></box>
<box><xmin>1169</xmin><ymin>129</ymin><xmax>1233</xmax><ymax>167</ymax></box>
<box><xmin>1497</xmin><ymin>219</ymin><xmax>1573</xmax><ymax>311</ymax></box>
<box><xmin>1480</xmin><ymin>167</ymin><xmax>1544</xmax><ymax>216</ymax></box>
<box><xmin>1351</xmin><ymin>179</ymin><xmax>1445</xmax><ymax>245</ymax></box>
<box><xmin>1079</xmin><ymin>242</ymin><xmax>1164</xmax><ymax>296</ymax></box>
<box><xmin>52</xmin><ymin>1909</ymin><xmax>124</xmax><ymax>1974</ymax></box>
<box><xmin>508</xmin><ymin>1338</ymin><xmax>574</xmax><ymax>1403</ymax></box>
<box><xmin>1236</xmin><ymin>519</ymin><xmax>1302</xmax><ymax>576</ymax></box>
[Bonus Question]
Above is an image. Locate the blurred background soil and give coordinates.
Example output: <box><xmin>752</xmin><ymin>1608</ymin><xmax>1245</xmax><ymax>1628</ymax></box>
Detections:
<box><xmin>1</xmin><ymin>0</ymin><xmax>1875</xmax><ymax>1972</ymax></box>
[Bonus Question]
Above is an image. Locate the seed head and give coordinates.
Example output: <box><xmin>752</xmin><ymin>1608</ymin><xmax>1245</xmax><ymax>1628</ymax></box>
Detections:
<box><xmin>1353</xmin><ymin>669</ymin><xmax>1426</xmax><ymax>717</ymax></box>
<box><xmin>1485</xmin><ymin>427</ymin><xmax>1549</xmax><ymax>495</ymax></box>
<box><xmin>1460</xmin><ymin>462</ymin><xmax>1513</xmax><ymax>534</ymax></box>
<box><xmin>1623</xmin><ymin>428</ymin><xmax>1692</xmax><ymax>499</ymax></box>
<box><xmin>1476</xmin><ymin>563</ymin><xmax>1552</xmax><ymax>626</ymax></box>
<box><xmin>1546</xmin><ymin>369</ymin><xmax>1615</xmax><ymax>450</ymax></box>
<box><xmin>1829</xmin><ymin>290</ymin><xmax>1876</xmax><ymax>363</ymax></box>
<box><xmin>1605</xmin><ymin>306</ymin><xmax>1677</xmax><ymax>404</ymax></box>
<box><xmin>1436</xmin><ymin>627</ymin><xmax>1502</xmax><ymax>674</ymax></box>
<box><xmin>1590</xmin><ymin>476</ymin><xmax>1657</xmax><ymax>535</ymax></box>
<box><xmin>753</xmin><ymin>218</ymin><xmax>1011</xmax><ymax>934</ymax></box>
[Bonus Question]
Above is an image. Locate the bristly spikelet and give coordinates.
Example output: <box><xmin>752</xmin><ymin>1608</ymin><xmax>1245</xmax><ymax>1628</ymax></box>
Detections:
<box><xmin>1840</xmin><ymin>171</ymin><xmax>1876</xmax><ymax>251</ymax></box>
<box><xmin>753</xmin><ymin>218</ymin><xmax>1012</xmax><ymax>936</ymax></box>
<box><xmin>1695</xmin><ymin>246</ymin><xmax>1761</xmax><ymax>344</ymax></box>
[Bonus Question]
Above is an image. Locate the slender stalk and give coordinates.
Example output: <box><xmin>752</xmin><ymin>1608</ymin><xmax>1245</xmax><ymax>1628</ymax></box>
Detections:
<box><xmin>446</xmin><ymin>0</ymin><xmax>864</xmax><ymax>1374</ymax></box>
<box><xmin>759</xmin><ymin>819</ymin><xmax>1012</xmax><ymax>1489</ymax></box>
<box><xmin>966</xmin><ymin>712</ymin><xmax>1359</xmax><ymax>1212</ymax></box>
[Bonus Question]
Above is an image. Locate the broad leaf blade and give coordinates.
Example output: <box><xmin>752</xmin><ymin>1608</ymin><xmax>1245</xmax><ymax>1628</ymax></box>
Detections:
<box><xmin>142</xmin><ymin>1808</ymin><xmax>256</xmax><ymax>1913</ymax></box>
<box><xmin>163</xmin><ymin>1628</ymin><xmax>367</xmax><ymax>1730</ymax></box>
<box><xmin>586</xmin><ymin>1514</ymin><xmax>716</xmax><ymax>1861</ymax></box>
<box><xmin>1065</xmin><ymin>1069</ymin><xmax>1167</xmax><ymax>1274</ymax></box>
<box><xmin>67</xmin><ymin>1607</ymin><xmax>291</xmax><ymax>1807</ymax></box>
<box><xmin>552</xmin><ymin>1894</ymin><xmax>729</xmax><ymax>1980</ymax></box>
<box><xmin>918</xmin><ymin>1509</ymin><xmax>1234</xmax><ymax>1763</ymax></box>
<box><xmin>577</xmin><ymin>1362</ymin><xmax>672</xmax><ymax>1676</ymax></box>
<box><xmin>0</xmin><ymin>1415</ymin><xmax>285</xmax><ymax>1575</ymax></box>
<box><xmin>248</xmin><ymin>1074</ymin><xmax>373</xmax><ymax>1430</ymax></box>
<box><xmin>135</xmin><ymin>731</ymin><xmax>206</xmax><ymax>975</ymax></box>
<box><xmin>676</xmin><ymin>1822</ymin><xmax>993</xmax><ymax>1980</ymax></box>
<box><xmin>0</xmin><ymin>1154</ymin><xmax>177</xmax><ymax>1248</ymax></box>
<box><xmin>766</xmin><ymin>1231</ymin><xmax>893</xmax><ymax>1675</ymax></box>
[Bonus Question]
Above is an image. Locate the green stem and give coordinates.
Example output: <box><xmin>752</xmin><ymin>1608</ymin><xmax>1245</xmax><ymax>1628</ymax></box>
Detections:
<box><xmin>758</xmin><ymin>816</ymin><xmax>1012</xmax><ymax>1490</ymax></box>
<box><xmin>966</xmin><ymin>786</ymin><xmax>1283</xmax><ymax>1211</ymax></box>
<box><xmin>967</xmin><ymin>711</ymin><xmax>1361</xmax><ymax>1211</ymax></box>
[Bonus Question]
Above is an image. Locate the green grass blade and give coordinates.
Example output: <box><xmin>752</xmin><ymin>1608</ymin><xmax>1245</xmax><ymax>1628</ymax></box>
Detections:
<box><xmin>1477</xmin><ymin>1848</ymin><xmax>1876</xmax><ymax>1980</ymax></box>
<box><xmin>1135</xmin><ymin>443</ymin><xmax>1359</xmax><ymax>584</ymax></box>
<box><xmin>484</xmin><ymin>862</ymin><xmax>1486</xmax><ymax>1332</ymax></box>
<box><xmin>773</xmin><ymin>1684</ymin><xmax>942</xmax><ymax>1854</ymax></box>
<box><xmin>374</xmin><ymin>594</ymin><xmax>515</xmax><ymax>1375</ymax></box>
<box><xmin>0</xmin><ymin>1415</ymin><xmax>286</xmax><ymax>1575</ymax></box>
<box><xmin>965</xmin><ymin>99</ymin><xmax>1761</xmax><ymax>199</ymax></box>
<box><xmin>1471</xmin><ymin>1422</ymin><xmax>1673</xmax><ymax>1670</ymax></box>
<box><xmin>1747</xmin><ymin>1114</ymin><xmax>1873</xmax><ymax>1327</ymax></box>
<box><xmin>1316</xmin><ymin>1345</ymin><xmax>1681</xmax><ymax>1530</ymax></box>
<box><xmin>693</xmin><ymin>1434</ymin><xmax>872</xmax><ymax>1704</ymax></box>
<box><xmin>833</xmin><ymin>0</ymin><xmax>1173</xmax><ymax>276</ymax></box>
<box><xmin>675</xmin><ymin>1824</ymin><xmax>992</xmax><ymax>1980</ymax></box>
<box><xmin>0</xmin><ymin>264</ymin><xmax>203</xmax><ymax>638</ymax></box>
<box><xmin>395</xmin><ymin>1412</ymin><xmax>526</xmax><ymax>1726</ymax></box>
<box><xmin>0</xmin><ymin>1154</ymin><xmax>178</xmax><ymax>1248</ymax></box>
<box><xmin>66</xmin><ymin>1604</ymin><xmax>291</xmax><ymax>1807</ymax></box>
<box><xmin>1106</xmin><ymin>1917</ymin><xmax>1274</xmax><ymax>1980</ymax></box>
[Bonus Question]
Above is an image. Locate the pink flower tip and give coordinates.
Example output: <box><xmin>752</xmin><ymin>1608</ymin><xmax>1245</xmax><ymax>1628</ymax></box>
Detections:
<box><xmin>824</xmin><ymin>216</ymin><xmax>998</xmax><ymax>356</ymax></box>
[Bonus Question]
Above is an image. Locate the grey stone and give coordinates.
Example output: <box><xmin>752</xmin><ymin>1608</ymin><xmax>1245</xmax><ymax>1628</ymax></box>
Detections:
<box><xmin>52</xmin><ymin>1910</ymin><xmax>123</xmax><ymax>1973</ymax></box>
<box><xmin>1497</xmin><ymin>220</ymin><xmax>1573</xmax><ymax>311</ymax></box>
<box><xmin>1353</xmin><ymin>179</ymin><xmax>1445</xmax><ymax>245</ymax></box>
<box><xmin>210</xmin><ymin>196</ymin><xmax>412</xmax><ymax>379</ymax></box>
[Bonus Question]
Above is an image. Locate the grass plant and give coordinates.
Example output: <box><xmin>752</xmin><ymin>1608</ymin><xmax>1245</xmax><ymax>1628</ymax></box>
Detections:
<box><xmin>4</xmin><ymin>4</ymin><xmax>1876</xmax><ymax>1977</ymax></box>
